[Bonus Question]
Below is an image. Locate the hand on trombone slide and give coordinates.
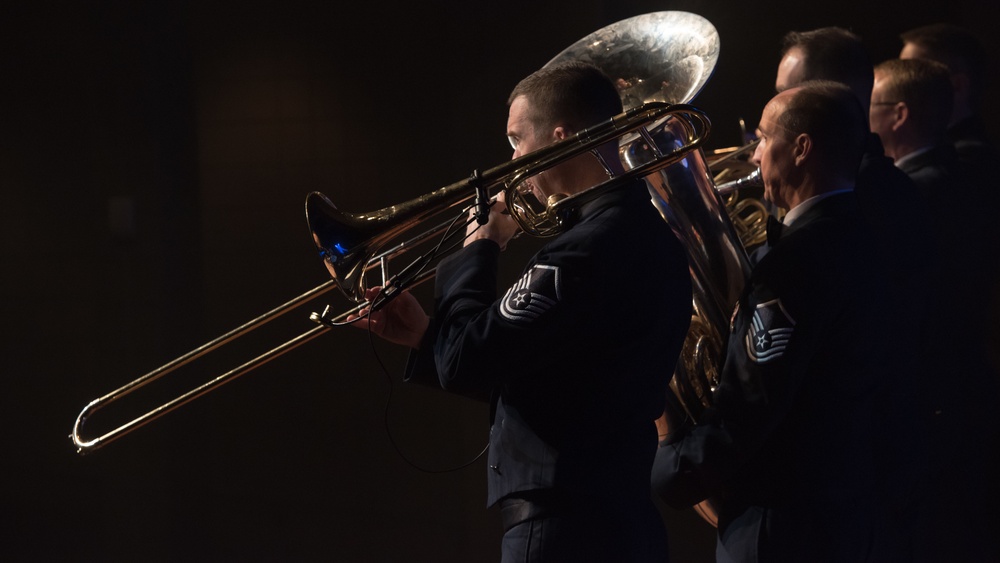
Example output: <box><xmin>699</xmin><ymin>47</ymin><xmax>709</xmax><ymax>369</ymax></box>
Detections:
<box><xmin>346</xmin><ymin>286</ymin><xmax>430</xmax><ymax>350</ymax></box>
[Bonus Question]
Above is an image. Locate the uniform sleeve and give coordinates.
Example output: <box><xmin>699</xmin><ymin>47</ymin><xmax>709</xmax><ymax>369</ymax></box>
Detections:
<box><xmin>402</xmin><ymin>316</ymin><xmax>441</xmax><ymax>387</ymax></box>
<box><xmin>652</xmin><ymin>253</ymin><xmax>809</xmax><ymax>505</ymax></box>
<box><xmin>714</xmin><ymin>273</ymin><xmax>801</xmax><ymax>457</ymax></box>
<box><xmin>651</xmin><ymin>408</ymin><xmax>735</xmax><ymax>508</ymax></box>
<box><xmin>427</xmin><ymin>235</ymin><xmax>603</xmax><ymax>395</ymax></box>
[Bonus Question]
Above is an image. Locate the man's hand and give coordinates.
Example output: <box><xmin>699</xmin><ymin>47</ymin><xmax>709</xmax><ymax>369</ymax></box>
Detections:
<box><xmin>465</xmin><ymin>192</ymin><xmax>521</xmax><ymax>250</ymax></box>
<box><xmin>346</xmin><ymin>286</ymin><xmax>429</xmax><ymax>349</ymax></box>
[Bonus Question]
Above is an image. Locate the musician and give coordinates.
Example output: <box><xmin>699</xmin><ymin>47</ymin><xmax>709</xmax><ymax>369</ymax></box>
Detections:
<box><xmin>870</xmin><ymin>58</ymin><xmax>967</xmax><ymax>205</ymax></box>
<box><xmin>772</xmin><ymin>28</ymin><xmax>930</xmax><ymax>275</ymax></box>
<box><xmin>651</xmin><ymin>81</ymin><xmax>912</xmax><ymax>562</ymax></box>
<box><xmin>871</xmin><ymin>55</ymin><xmax>1000</xmax><ymax>563</ymax></box>
<box><xmin>899</xmin><ymin>23</ymin><xmax>996</xmax><ymax>188</ymax></box>
<box><xmin>723</xmin><ymin>29</ymin><xmax>932</xmax><ymax>557</ymax></box>
<box><xmin>349</xmin><ymin>61</ymin><xmax>693</xmax><ymax>562</ymax></box>
<box><xmin>898</xmin><ymin>26</ymin><xmax>1000</xmax><ymax>378</ymax></box>
<box><xmin>767</xmin><ymin>30</ymin><xmax>934</xmax><ymax>367</ymax></box>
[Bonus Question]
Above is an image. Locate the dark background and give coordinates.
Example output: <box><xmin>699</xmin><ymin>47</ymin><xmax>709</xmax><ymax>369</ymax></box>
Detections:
<box><xmin>2</xmin><ymin>1</ymin><xmax>995</xmax><ymax>561</ymax></box>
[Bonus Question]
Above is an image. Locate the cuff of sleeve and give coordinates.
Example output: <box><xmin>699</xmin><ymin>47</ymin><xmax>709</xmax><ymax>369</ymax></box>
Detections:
<box><xmin>403</xmin><ymin>317</ymin><xmax>438</xmax><ymax>385</ymax></box>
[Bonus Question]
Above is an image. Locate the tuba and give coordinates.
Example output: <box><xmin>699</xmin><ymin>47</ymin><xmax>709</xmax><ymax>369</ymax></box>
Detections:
<box><xmin>548</xmin><ymin>12</ymin><xmax>758</xmax><ymax>527</ymax></box>
<box><xmin>547</xmin><ymin>12</ymin><xmax>751</xmax><ymax>429</ymax></box>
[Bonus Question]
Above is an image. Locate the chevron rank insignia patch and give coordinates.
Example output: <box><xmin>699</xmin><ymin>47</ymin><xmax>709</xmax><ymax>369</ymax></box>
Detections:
<box><xmin>745</xmin><ymin>298</ymin><xmax>796</xmax><ymax>364</ymax></box>
<box><xmin>500</xmin><ymin>264</ymin><xmax>561</xmax><ymax>324</ymax></box>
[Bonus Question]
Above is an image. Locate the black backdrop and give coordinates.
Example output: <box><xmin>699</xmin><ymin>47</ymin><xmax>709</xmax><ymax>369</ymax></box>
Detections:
<box><xmin>3</xmin><ymin>1</ymin><xmax>995</xmax><ymax>561</ymax></box>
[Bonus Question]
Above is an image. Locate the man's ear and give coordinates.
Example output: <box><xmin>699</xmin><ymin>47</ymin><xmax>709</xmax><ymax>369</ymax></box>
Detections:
<box><xmin>891</xmin><ymin>102</ymin><xmax>910</xmax><ymax>132</ymax></box>
<box><xmin>793</xmin><ymin>133</ymin><xmax>812</xmax><ymax>166</ymax></box>
<box><xmin>553</xmin><ymin>125</ymin><xmax>571</xmax><ymax>141</ymax></box>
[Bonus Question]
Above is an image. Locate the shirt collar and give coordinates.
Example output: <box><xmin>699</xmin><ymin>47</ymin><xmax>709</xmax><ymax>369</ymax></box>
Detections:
<box><xmin>892</xmin><ymin>145</ymin><xmax>936</xmax><ymax>169</ymax></box>
<box><xmin>783</xmin><ymin>188</ymin><xmax>854</xmax><ymax>226</ymax></box>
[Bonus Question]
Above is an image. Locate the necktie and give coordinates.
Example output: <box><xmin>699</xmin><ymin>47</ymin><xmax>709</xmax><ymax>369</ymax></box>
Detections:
<box><xmin>766</xmin><ymin>215</ymin><xmax>784</xmax><ymax>246</ymax></box>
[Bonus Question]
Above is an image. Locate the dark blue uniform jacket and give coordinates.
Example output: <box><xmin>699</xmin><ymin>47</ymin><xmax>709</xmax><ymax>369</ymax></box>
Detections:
<box><xmin>652</xmin><ymin>191</ymin><xmax>918</xmax><ymax>562</ymax></box>
<box><xmin>405</xmin><ymin>182</ymin><xmax>692</xmax><ymax>509</ymax></box>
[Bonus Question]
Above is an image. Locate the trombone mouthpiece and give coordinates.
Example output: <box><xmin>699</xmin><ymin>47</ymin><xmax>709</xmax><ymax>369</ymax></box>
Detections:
<box><xmin>716</xmin><ymin>168</ymin><xmax>762</xmax><ymax>195</ymax></box>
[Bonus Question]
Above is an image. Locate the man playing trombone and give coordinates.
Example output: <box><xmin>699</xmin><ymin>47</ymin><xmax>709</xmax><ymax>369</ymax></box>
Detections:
<box><xmin>347</xmin><ymin>61</ymin><xmax>694</xmax><ymax>562</ymax></box>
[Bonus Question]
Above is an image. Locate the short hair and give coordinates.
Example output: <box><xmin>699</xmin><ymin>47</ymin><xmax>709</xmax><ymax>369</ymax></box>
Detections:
<box><xmin>900</xmin><ymin>23</ymin><xmax>987</xmax><ymax>102</ymax></box>
<box><xmin>874</xmin><ymin>58</ymin><xmax>954</xmax><ymax>139</ymax></box>
<box><xmin>778</xmin><ymin>80</ymin><xmax>868</xmax><ymax>181</ymax></box>
<box><xmin>507</xmin><ymin>61</ymin><xmax>623</xmax><ymax>134</ymax></box>
<box><xmin>781</xmin><ymin>27</ymin><xmax>874</xmax><ymax>99</ymax></box>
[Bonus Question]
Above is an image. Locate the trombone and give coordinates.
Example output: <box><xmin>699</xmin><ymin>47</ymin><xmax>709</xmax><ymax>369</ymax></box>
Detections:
<box><xmin>70</xmin><ymin>101</ymin><xmax>711</xmax><ymax>454</ymax></box>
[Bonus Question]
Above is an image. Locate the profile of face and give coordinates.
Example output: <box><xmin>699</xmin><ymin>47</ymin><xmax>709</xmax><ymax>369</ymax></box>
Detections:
<box><xmin>506</xmin><ymin>95</ymin><xmax>562</xmax><ymax>203</ymax></box>
<box><xmin>752</xmin><ymin>91</ymin><xmax>798</xmax><ymax>209</ymax></box>
<box><xmin>775</xmin><ymin>46</ymin><xmax>808</xmax><ymax>92</ymax></box>
<box><xmin>868</xmin><ymin>72</ymin><xmax>902</xmax><ymax>158</ymax></box>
